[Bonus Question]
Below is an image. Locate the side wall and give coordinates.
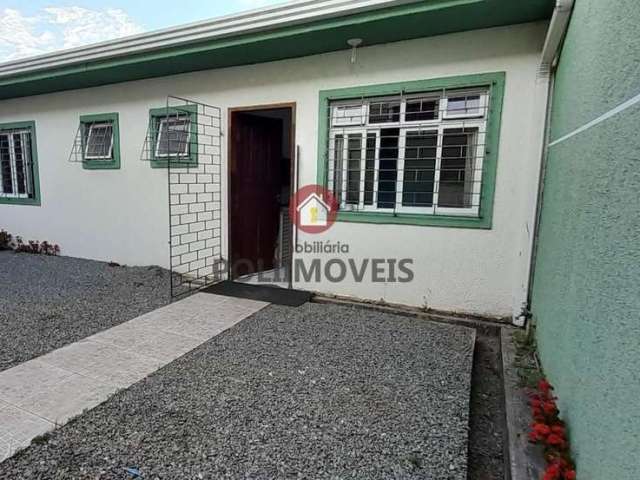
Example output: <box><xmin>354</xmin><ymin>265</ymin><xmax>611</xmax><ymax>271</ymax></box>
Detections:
<box><xmin>0</xmin><ymin>22</ymin><xmax>548</xmax><ymax>317</ymax></box>
<box><xmin>531</xmin><ymin>1</ymin><xmax>640</xmax><ymax>478</ymax></box>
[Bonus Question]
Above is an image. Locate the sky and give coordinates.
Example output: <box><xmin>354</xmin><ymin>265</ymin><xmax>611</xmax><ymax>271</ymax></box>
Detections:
<box><xmin>0</xmin><ymin>0</ymin><xmax>287</xmax><ymax>62</ymax></box>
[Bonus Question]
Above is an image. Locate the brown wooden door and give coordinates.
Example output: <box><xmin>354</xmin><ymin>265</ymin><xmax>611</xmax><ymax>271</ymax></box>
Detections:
<box><xmin>230</xmin><ymin>113</ymin><xmax>283</xmax><ymax>277</ymax></box>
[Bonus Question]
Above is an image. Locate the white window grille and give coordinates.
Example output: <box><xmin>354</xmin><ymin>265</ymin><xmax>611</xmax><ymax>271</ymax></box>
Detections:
<box><xmin>327</xmin><ymin>87</ymin><xmax>489</xmax><ymax>217</ymax></box>
<box><xmin>84</xmin><ymin>122</ymin><xmax>114</xmax><ymax>160</ymax></box>
<box><xmin>155</xmin><ymin>116</ymin><xmax>191</xmax><ymax>158</ymax></box>
<box><xmin>0</xmin><ymin>129</ymin><xmax>35</xmax><ymax>199</ymax></box>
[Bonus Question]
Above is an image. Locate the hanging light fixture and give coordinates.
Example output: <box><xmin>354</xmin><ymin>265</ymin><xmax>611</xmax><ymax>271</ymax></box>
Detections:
<box><xmin>347</xmin><ymin>38</ymin><xmax>363</xmax><ymax>64</ymax></box>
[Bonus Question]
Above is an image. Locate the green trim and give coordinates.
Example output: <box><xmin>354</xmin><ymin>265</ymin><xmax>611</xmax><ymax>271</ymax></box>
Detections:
<box><xmin>79</xmin><ymin>112</ymin><xmax>120</xmax><ymax>170</ymax></box>
<box><xmin>0</xmin><ymin>0</ymin><xmax>553</xmax><ymax>100</ymax></box>
<box><xmin>148</xmin><ymin>105</ymin><xmax>198</xmax><ymax>169</ymax></box>
<box><xmin>316</xmin><ymin>71</ymin><xmax>506</xmax><ymax>229</ymax></box>
<box><xmin>0</xmin><ymin>120</ymin><xmax>41</xmax><ymax>206</ymax></box>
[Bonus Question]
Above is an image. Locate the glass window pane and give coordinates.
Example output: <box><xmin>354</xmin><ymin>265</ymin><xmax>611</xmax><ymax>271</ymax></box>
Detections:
<box><xmin>406</xmin><ymin>98</ymin><xmax>440</xmax><ymax>122</ymax></box>
<box><xmin>332</xmin><ymin>104</ymin><xmax>365</xmax><ymax>126</ymax></box>
<box><xmin>0</xmin><ymin>134</ymin><xmax>12</xmax><ymax>194</ymax></box>
<box><xmin>439</xmin><ymin>128</ymin><xmax>477</xmax><ymax>208</ymax></box>
<box><xmin>332</xmin><ymin>135</ymin><xmax>344</xmax><ymax>200</ymax></box>
<box><xmin>377</xmin><ymin>128</ymin><xmax>399</xmax><ymax>209</ymax></box>
<box><xmin>369</xmin><ymin>101</ymin><xmax>400</xmax><ymax>124</ymax></box>
<box><xmin>157</xmin><ymin>117</ymin><xmax>190</xmax><ymax>156</ymax></box>
<box><xmin>346</xmin><ymin>134</ymin><xmax>362</xmax><ymax>205</ymax></box>
<box><xmin>402</xmin><ymin>131</ymin><xmax>437</xmax><ymax>207</ymax></box>
<box><xmin>447</xmin><ymin>94</ymin><xmax>481</xmax><ymax>117</ymax></box>
<box><xmin>85</xmin><ymin>123</ymin><xmax>113</xmax><ymax>159</ymax></box>
<box><xmin>364</xmin><ymin>133</ymin><xmax>376</xmax><ymax>205</ymax></box>
<box><xmin>12</xmin><ymin>133</ymin><xmax>26</xmax><ymax>194</ymax></box>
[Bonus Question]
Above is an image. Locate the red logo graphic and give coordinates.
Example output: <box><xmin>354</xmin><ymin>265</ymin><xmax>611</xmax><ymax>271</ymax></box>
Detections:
<box><xmin>290</xmin><ymin>184</ymin><xmax>339</xmax><ymax>234</ymax></box>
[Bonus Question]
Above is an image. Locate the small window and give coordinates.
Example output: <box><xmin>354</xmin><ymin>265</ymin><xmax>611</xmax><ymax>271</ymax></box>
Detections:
<box><xmin>331</xmin><ymin>104</ymin><xmax>366</xmax><ymax>127</ymax></box>
<box><xmin>155</xmin><ymin>116</ymin><xmax>191</xmax><ymax>158</ymax></box>
<box><xmin>84</xmin><ymin>123</ymin><xmax>114</xmax><ymax>160</ymax></box>
<box><xmin>79</xmin><ymin>113</ymin><xmax>120</xmax><ymax>170</ymax></box>
<box><xmin>148</xmin><ymin>106</ymin><xmax>198</xmax><ymax>168</ymax></box>
<box><xmin>444</xmin><ymin>91</ymin><xmax>486</xmax><ymax>118</ymax></box>
<box><xmin>405</xmin><ymin>97</ymin><xmax>440</xmax><ymax>122</ymax></box>
<box><xmin>369</xmin><ymin>100</ymin><xmax>401</xmax><ymax>124</ymax></box>
<box><xmin>0</xmin><ymin>121</ymin><xmax>40</xmax><ymax>205</ymax></box>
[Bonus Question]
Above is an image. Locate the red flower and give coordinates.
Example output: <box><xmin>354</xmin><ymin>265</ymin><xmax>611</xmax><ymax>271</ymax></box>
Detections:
<box><xmin>546</xmin><ymin>434</ymin><xmax>567</xmax><ymax>449</ymax></box>
<box><xmin>528</xmin><ymin>431</ymin><xmax>541</xmax><ymax>442</ymax></box>
<box><xmin>539</xmin><ymin>379</ymin><xmax>553</xmax><ymax>393</ymax></box>
<box><xmin>564</xmin><ymin>469</ymin><xmax>577</xmax><ymax>480</ymax></box>
<box><xmin>543</xmin><ymin>401</ymin><xmax>558</xmax><ymax>415</ymax></box>
<box><xmin>544</xmin><ymin>463</ymin><xmax>561</xmax><ymax>480</ymax></box>
<box><xmin>533</xmin><ymin>423</ymin><xmax>551</xmax><ymax>436</ymax></box>
<box><xmin>551</xmin><ymin>425</ymin><xmax>566</xmax><ymax>436</ymax></box>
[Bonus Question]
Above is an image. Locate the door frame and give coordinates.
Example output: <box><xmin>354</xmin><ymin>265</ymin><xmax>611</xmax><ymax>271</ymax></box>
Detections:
<box><xmin>227</xmin><ymin>102</ymin><xmax>297</xmax><ymax>280</ymax></box>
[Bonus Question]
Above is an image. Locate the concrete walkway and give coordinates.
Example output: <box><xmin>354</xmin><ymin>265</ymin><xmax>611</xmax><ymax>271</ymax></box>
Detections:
<box><xmin>0</xmin><ymin>293</ymin><xmax>267</xmax><ymax>463</ymax></box>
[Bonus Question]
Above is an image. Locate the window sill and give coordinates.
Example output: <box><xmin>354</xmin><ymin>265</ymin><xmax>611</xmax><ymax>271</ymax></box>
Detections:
<box><xmin>150</xmin><ymin>158</ymin><xmax>198</xmax><ymax>169</ymax></box>
<box><xmin>82</xmin><ymin>160</ymin><xmax>120</xmax><ymax>170</ymax></box>
<box><xmin>0</xmin><ymin>196</ymin><xmax>41</xmax><ymax>206</ymax></box>
<box><xmin>335</xmin><ymin>210</ymin><xmax>491</xmax><ymax>229</ymax></box>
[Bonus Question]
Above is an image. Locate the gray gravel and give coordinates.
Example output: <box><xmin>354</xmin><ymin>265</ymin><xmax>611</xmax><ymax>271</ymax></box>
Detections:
<box><xmin>0</xmin><ymin>302</ymin><xmax>474</xmax><ymax>480</ymax></box>
<box><xmin>0</xmin><ymin>251</ymin><xmax>170</xmax><ymax>372</ymax></box>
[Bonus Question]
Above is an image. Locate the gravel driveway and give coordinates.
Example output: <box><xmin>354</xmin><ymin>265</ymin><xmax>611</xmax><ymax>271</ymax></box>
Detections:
<box><xmin>0</xmin><ymin>302</ymin><xmax>475</xmax><ymax>479</ymax></box>
<box><xmin>0</xmin><ymin>252</ymin><xmax>170</xmax><ymax>372</ymax></box>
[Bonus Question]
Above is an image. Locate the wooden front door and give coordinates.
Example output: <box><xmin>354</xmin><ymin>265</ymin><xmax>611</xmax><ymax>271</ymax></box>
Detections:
<box><xmin>230</xmin><ymin>112</ymin><xmax>283</xmax><ymax>278</ymax></box>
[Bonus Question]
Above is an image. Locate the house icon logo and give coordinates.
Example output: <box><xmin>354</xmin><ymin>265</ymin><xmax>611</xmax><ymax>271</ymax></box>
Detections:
<box><xmin>290</xmin><ymin>184</ymin><xmax>338</xmax><ymax>234</ymax></box>
<box><xmin>297</xmin><ymin>193</ymin><xmax>330</xmax><ymax>228</ymax></box>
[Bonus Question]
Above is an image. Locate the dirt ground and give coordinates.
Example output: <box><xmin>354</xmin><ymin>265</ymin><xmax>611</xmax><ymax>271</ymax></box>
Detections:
<box><xmin>467</xmin><ymin>324</ymin><xmax>506</xmax><ymax>479</ymax></box>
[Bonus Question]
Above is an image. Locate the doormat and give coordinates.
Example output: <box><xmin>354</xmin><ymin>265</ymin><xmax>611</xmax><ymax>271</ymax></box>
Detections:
<box><xmin>202</xmin><ymin>281</ymin><xmax>311</xmax><ymax>307</ymax></box>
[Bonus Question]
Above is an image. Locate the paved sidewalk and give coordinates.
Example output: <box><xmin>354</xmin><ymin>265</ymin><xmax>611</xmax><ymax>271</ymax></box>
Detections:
<box><xmin>0</xmin><ymin>293</ymin><xmax>267</xmax><ymax>463</ymax></box>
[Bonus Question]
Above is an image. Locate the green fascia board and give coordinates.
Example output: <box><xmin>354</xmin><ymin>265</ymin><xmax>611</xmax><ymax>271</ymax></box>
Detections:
<box><xmin>148</xmin><ymin>105</ymin><xmax>199</xmax><ymax>169</ymax></box>
<box><xmin>0</xmin><ymin>0</ymin><xmax>553</xmax><ymax>100</ymax></box>
<box><xmin>316</xmin><ymin>71</ymin><xmax>506</xmax><ymax>229</ymax></box>
<box><xmin>0</xmin><ymin>120</ymin><xmax>41</xmax><ymax>206</ymax></box>
<box><xmin>79</xmin><ymin>112</ymin><xmax>121</xmax><ymax>170</ymax></box>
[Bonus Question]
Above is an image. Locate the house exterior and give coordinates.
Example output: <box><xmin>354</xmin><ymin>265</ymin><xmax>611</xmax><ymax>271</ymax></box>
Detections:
<box><xmin>1</xmin><ymin>1</ymin><xmax>638</xmax><ymax>476</ymax></box>
<box><xmin>0</xmin><ymin>0</ymin><xmax>556</xmax><ymax>319</ymax></box>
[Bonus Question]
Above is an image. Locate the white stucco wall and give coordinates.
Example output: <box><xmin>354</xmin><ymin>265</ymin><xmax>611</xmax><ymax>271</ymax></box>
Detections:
<box><xmin>0</xmin><ymin>22</ymin><xmax>548</xmax><ymax>318</ymax></box>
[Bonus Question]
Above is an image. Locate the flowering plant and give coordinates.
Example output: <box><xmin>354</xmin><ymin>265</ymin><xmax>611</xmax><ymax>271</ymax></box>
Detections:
<box><xmin>528</xmin><ymin>379</ymin><xmax>577</xmax><ymax>480</ymax></box>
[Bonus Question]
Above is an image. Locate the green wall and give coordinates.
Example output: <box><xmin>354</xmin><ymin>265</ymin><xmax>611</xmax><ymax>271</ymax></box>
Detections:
<box><xmin>531</xmin><ymin>1</ymin><xmax>640</xmax><ymax>478</ymax></box>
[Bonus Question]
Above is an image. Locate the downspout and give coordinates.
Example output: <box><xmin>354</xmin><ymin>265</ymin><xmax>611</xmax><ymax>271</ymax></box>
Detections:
<box><xmin>518</xmin><ymin>0</ymin><xmax>575</xmax><ymax>327</ymax></box>
<box><xmin>540</xmin><ymin>0</ymin><xmax>575</xmax><ymax>74</ymax></box>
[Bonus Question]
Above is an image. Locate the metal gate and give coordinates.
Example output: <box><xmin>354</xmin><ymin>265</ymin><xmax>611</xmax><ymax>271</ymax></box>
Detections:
<box><xmin>142</xmin><ymin>96</ymin><xmax>223</xmax><ymax>297</ymax></box>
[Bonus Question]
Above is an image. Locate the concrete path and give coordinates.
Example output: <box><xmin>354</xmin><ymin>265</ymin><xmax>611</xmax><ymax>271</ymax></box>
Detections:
<box><xmin>0</xmin><ymin>293</ymin><xmax>267</xmax><ymax>463</ymax></box>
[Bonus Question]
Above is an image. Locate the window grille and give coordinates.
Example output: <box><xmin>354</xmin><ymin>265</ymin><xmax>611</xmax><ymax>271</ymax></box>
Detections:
<box><xmin>325</xmin><ymin>87</ymin><xmax>489</xmax><ymax>217</ymax></box>
<box><xmin>0</xmin><ymin>129</ymin><xmax>36</xmax><ymax>200</ymax></box>
<box><xmin>141</xmin><ymin>97</ymin><xmax>223</xmax><ymax>297</ymax></box>
<box><xmin>155</xmin><ymin>117</ymin><xmax>191</xmax><ymax>158</ymax></box>
<box><xmin>84</xmin><ymin>123</ymin><xmax>114</xmax><ymax>160</ymax></box>
<box><xmin>69</xmin><ymin>113</ymin><xmax>119</xmax><ymax>168</ymax></box>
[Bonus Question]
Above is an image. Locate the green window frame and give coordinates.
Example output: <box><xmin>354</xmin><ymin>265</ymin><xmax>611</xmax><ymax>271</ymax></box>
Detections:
<box><xmin>0</xmin><ymin>120</ymin><xmax>41</xmax><ymax>206</ymax></box>
<box><xmin>148</xmin><ymin>105</ymin><xmax>198</xmax><ymax>168</ymax></box>
<box><xmin>79</xmin><ymin>112</ymin><xmax>120</xmax><ymax>170</ymax></box>
<box><xmin>317</xmin><ymin>72</ymin><xmax>505</xmax><ymax>229</ymax></box>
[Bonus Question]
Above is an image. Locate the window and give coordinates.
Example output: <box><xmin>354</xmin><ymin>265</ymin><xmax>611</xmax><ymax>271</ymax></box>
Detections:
<box><xmin>0</xmin><ymin>121</ymin><xmax>40</xmax><ymax>206</ymax></box>
<box><xmin>155</xmin><ymin>117</ymin><xmax>190</xmax><ymax>158</ymax></box>
<box><xmin>149</xmin><ymin>106</ymin><xmax>198</xmax><ymax>168</ymax></box>
<box><xmin>326</xmin><ymin>85</ymin><xmax>490</xmax><ymax>218</ymax></box>
<box><xmin>79</xmin><ymin>113</ymin><xmax>120</xmax><ymax>169</ymax></box>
